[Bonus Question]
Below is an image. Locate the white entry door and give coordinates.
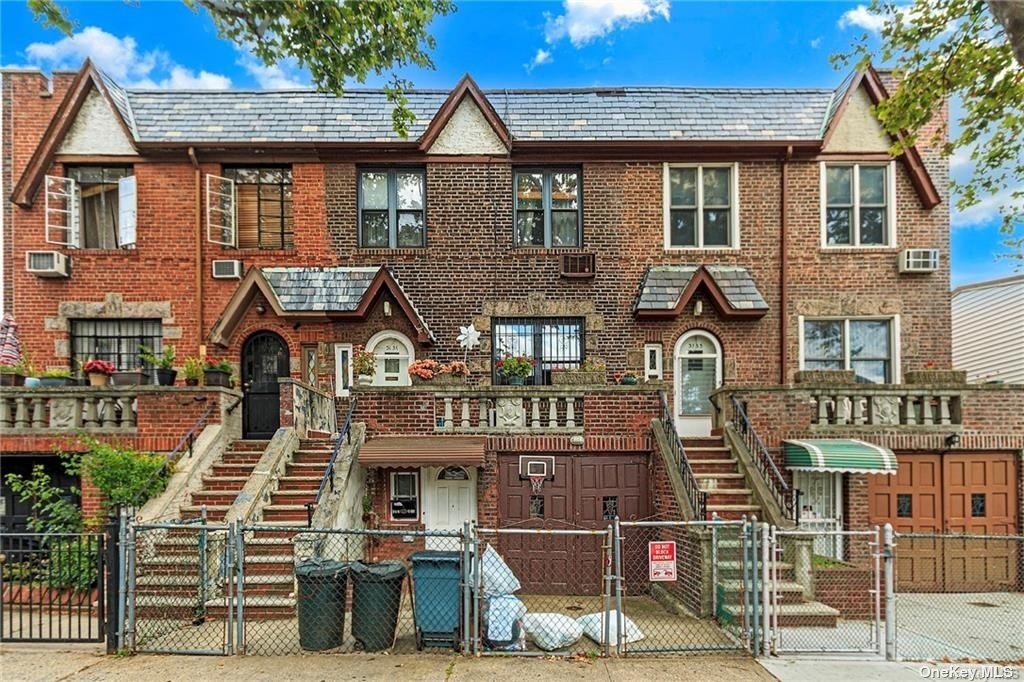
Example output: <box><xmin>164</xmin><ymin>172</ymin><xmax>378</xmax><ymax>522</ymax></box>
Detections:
<box><xmin>674</xmin><ymin>331</ymin><xmax>723</xmax><ymax>437</ymax></box>
<box><xmin>423</xmin><ymin>466</ymin><xmax>477</xmax><ymax>550</ymax></box>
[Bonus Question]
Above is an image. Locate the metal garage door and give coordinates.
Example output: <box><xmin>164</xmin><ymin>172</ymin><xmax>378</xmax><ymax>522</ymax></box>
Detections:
<box><xmin>869</xmin><ymin>452</ymin><xmax>1019</xmax><ymax>591</ymax></box>
<box><xmin>498</xmin><ymin>454</ymin><xmax>649</xmax><ymax>594</ymax></box>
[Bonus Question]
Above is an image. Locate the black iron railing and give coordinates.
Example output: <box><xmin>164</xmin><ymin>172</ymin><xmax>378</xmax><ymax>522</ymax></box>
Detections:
<box><xmin>728</xmin><ymin>395</ymin><xmax>800</xmax><ymax>523</ymax></box>
<box><xmin>658</xmin><ymin>392</ymin><xmax>708</xmax><ymax>520</ymax></box>
<box><xmin>306</xmin><ymin>399</ymin><xmax>357</xmax><ymax>527</ymax></box>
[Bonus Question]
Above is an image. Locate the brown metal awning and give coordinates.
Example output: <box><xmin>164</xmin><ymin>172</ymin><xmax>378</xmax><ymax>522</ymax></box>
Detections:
<box><xmin>358</xmin><ymin>436</ymin><xmax>487</xmax><ymax>468</ymax></box>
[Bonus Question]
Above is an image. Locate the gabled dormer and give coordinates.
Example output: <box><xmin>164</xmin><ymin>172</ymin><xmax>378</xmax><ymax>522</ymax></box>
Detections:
<box><xmin>418</xmin><ymin>74</ymin><xmax>510</xmax><ymax>156</ymax></box>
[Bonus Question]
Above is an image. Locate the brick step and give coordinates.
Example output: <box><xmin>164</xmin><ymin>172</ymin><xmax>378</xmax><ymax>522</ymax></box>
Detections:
<box><xmin>179</xmin><ymin>505</ymin><xmax>230</xmax><ymax>521</ymax></box>
<box><xmin>210</xmin><ymin>463</ymin><xmax>258</xmax><ymax>477</ymax></box>
<box><xmin>694</xmin><ymin>473</ymin><xmax>748</xmax><ymax>490</ymax></box>
<box><xmin>682</xmin><ymin>437</ymin><xmax>726</xmax><ymax>448</ymax></box>
<box><xmin>283</xmin><ymin>462</ymin><xmax>330</xmax><ymax>473</ymax></box>
<box><xmin>228</xmin><ymin>440</ymin><xmax>272</xmax><ymax>452</ymax></box>
<box><xmin>199</xmin><ymin>476</ymin><xmax>251</xmax><ymax>491</ymax></box>
<box><xmin>190</xmin><ymin>491</ymin><xmax>240</xmax><ymax>506</ymax></box>
<box><xmin>220</xmin><ymin>452</ymin><xmax>264</xmax><ymax>464</ymax></box>
<box><xmin>707</xmin><ymin>504</ymin><xmax>761</xmax><ymax>521</ymax></box>
<box><xmin>689</xmin><ymin>460</ymin><xmax>741</xmax><ymax>474</ymax></box>
<box><xmin>298</xmin><ymin>439</ymin><xmax>334</xmax><ymax>449</ymax></box>
<box><xmin>718</xmin><ymin>580</ymin><xmax>807</xmax><ymax>605</ymax></box>
<box><xmin>704</xmin><ymin>489</ymin><xmax>754</xmax><ymax>505</ymax></box>
<box><xmin>270</xmin><ymin>490</ymin><xmax>317</xmax><ymax>506</ymax></box>
<box><xmin>276</xmin><ymin>476</ymin><xmax>323</xmax><ymax>491</ymax></box>
<box><xmin>720</xmin><ymin>601</ymin><xmax>840</xmax><ymax>628</ymax></box>
<box><xmin>290</xmin><ymin>450</ymin><xmax>335</xmax><ymax>464</ymax></box>
<box><xmin>207</xmin><ymin>596</ymin><xmax>295</xmax><ymax>620</ymax></box>
<box><xmin>261</xmin><ymin>505</ymin><xmax>310</xmax><ymax>522</ymax></box>
<box><xmin>136</xmin><ymin>574</ymin><xmax>295</xmax><ymax>599</ymax></box>
<box><xmin>717</xmin><ymin>560</ymin><xmax>794</xmax><ymax>580</ymax></box>
<box><xmin>685</xmin><ymin>447</ymin><xmax>733</xmax><ymax>460</ymax></box>
<box><xmin>241</xmin><ymin>538</ymin><xmax>295</xmax><ymax>556</ymax></box>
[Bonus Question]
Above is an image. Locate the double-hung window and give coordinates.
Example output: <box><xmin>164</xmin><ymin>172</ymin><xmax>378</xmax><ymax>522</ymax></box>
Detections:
<box><xmin>664</xmin><ymin>164</ymin><xmax>738</xmax><ymax>248</ymax></box>
<box><xmin>514</xmin><ymin>168</ymin><xmax>581</xmax><ymax>248</ymax></box>
<box><xmin>390</xmin><ymin>471</ymin><xmax>419</xmax><ymax>521</ymax></box>
<box><xmin>70</xmin><ymin>319</ymin><xmax>163</xmax><ymax>372</ymax></box>
<box><xmin>492</xmin><ymin>317</ymin><xmax>583</xmax><ymax>385</ymax></box>
<box><xmin>223</xmin><ymin>167</ymin><xmax>293</xmax><ymax>249</ymax></box>
<box><xmin>821</xmin><ymin>162</ymin><xmax>895</xmax><ymax>247</ymax></box>
<box><xmin>801</xmin><ymin>317</ymin><xmax>897</xmax><ymax>384</ymax></box>
<box><xmin>358</xmin><ymin>168</ymin><xmax>426</xmax><ymax>248</ymax></box>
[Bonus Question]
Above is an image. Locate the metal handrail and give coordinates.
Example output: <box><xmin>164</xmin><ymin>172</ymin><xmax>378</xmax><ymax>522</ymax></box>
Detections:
<box><xmin>306</xmin><ymin>399</ymin><xmax>358</xmax><ymax>526</ymax></box>
<box><xmin>658</xmin><ymin>392</ymin><xmax>708</xmax><ymax>520</ymax></box>
<box><xmin>728</xmin><ymin>394</ymin><xmax>800</xmax><ymax>522</ymax></box>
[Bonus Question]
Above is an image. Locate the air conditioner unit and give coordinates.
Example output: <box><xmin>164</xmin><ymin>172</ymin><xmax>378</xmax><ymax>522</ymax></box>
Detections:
<box><xmin>560</xmin><ymin>253</ymin><xmax>596</xmax><ymax>279</ymax></box>
<box><xmin>212</xmin><ymin>259</ymin><xmax>243</xmax><ymax>279</ymax></box>
<box><xmin>25</xmin><ymin>251</ymin><xmax>70</xmax><ymax>278</ymax></box>
<box><xmin>899</xmin><ymin>248</ymin><xmax>940</xmax><ymax>273</ymax></box>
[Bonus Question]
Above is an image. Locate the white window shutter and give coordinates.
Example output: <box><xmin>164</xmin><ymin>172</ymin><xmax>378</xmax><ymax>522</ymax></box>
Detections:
<box><xmin>44</xmin><ymin>175</ymin><xmax>80</xmax><ymax>247</ymax></box>
<box><xmin>205</xmin><ymin>174</ymin><xmax>236</xmax><ymax>246</ymax></box>
<box><xmin>118</xmin><ymin>175</ymin><xmax>137</xmax><ymax>247</ymax></box>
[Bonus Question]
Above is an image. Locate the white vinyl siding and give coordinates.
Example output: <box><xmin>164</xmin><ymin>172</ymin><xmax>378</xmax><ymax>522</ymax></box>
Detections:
<box><xmin>951</xmin><ymin>276</ymin><xmax>1024</xmax><ymax>384</ymax></box>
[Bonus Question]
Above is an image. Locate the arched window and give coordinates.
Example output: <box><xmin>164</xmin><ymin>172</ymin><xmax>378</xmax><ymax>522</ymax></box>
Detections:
<box><xmin>366</xmin><ymin>330</ymin><xmax>414</xmax><ymax>386</ymax></box>
<box><xmin>673</xmin><ymin>330</ymin><xmax>723</xmax><ymax>417</ymax></box>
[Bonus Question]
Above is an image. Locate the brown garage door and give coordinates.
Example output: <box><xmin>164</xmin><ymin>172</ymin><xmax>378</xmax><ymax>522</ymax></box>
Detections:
<box><xmin>868</xmin><ymin>452</ymin><xmax>1019</xmax><ymax>591</ymax></box>
<box><xmin>498</xmin><ymin>454</ymin><xmax>649</xmax><ymax>595</ymax></box>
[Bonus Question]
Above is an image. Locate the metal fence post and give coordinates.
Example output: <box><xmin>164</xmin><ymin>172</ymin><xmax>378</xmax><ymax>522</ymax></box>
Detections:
<box><xmin>749</xmin><ymin>515</ymin><xmax>759</xmax><ymax>656</ymax></box>
<box><xmin>462</xmin><ymin>520</ymin><xmax>472</xmax><ymax>653</ymax></box>
<box><xmin>613</xmin><ymin>517</ymin><xmax>624</xmax><ymax>657</ymax></box>
<box><xmin>711</xmin><ymin>513</ymin><xmax>719</xmax><ymax>618</ymax></box>
<box><xmin>104</xmin><ymin>513</ymin><xmax>121</xmax><ymax>654</ymax></box>
<box><xmin>602</xmin><ymin>524</ymin><xmax>613</xmax><ymax>658</ymax></box>
<box><xmin>235</xmin><ymin>520</ymin><xmax>245</xmax><ymax>653</ymax></box>
<box><xmin>125</xmin><ymin>517</ymin><xmax>136</xmax><ymax>652</ymax></box>
<box><xmin>760</xmin><ymin>523</ymin><xmax>770</xmax><ymax>656</ymax></box>
<box><xmin>116</xmin><ymin>506</ymin><xmax>128</xmax><ymax>651</ymax></box>
<box><xmin>883</xmin><ymin>523</ymin><xmax>896</xmax><ymax>661</ymax></box>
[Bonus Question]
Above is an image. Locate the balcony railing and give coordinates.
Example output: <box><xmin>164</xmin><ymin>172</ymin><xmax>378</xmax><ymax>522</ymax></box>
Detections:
<box><xmin>0</xmin><ymin>387</ymin><xmax>138</xmax><ymax>432</ymax></box>
<box><xmin>435</xmin><ymin>389</ymin><xmax>584</xmax><ymax>433</ymax></box>
<box><xmin>809</xmin><ymin>387</ymin><xmax>962</xmax><ymax>427</ymax></box>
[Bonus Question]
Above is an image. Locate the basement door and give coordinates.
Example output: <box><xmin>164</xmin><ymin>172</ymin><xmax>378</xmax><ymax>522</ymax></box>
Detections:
<box><xmin>241</xmin><ymin>331</ymin><xmax>288</xmax><ymax>440</ymax></box>
<box><xmin>423</xmin><ymin>466</ymin><xmax>477</xmax><ymax>550</ymax></box>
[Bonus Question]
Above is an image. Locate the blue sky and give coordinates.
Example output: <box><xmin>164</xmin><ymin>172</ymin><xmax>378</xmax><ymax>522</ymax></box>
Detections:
<box><xmin>1</xmin><ymin>0</ymin><xmax>1017</xmax><ymax>287</ymax></box>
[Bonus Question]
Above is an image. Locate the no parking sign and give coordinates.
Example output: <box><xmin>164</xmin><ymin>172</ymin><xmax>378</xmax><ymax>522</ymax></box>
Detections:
<box><xmin>648</xmin><ymin>540</ymin><xmax>677</xmax><ymax>581</ymax></box>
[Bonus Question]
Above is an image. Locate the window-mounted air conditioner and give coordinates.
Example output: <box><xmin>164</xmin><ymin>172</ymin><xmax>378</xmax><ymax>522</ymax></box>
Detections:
<box><xmin>560</xmin><ymin>253</ymin><xmax>596</xmax><ymax>279</ymax></box>
<box><xmin>212</xmin><ymin>259</ymin><xmax>243</xmax><ymax>279</ymax></box>
<box><xmin>25</xmin><ymin>251</ymin><xmax>70</xmax><ymax>278</ymax></box>
<box><xmin>899</xmin><ymin>249</ymin><xmax>940</xmax><ymax>273</ymax></box>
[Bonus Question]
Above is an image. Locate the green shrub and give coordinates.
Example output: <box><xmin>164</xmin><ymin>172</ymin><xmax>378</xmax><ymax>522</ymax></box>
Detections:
<box><xmin>3</xmin><ymin>464</ymin><xmax>82</xmax><ymax>533</ymax></box>
<box><xmin>46</xmin><ymin>539</ymin><xmax>99</xmax><ymax>591</ymax></box>
<box><xmin>69</xmin><ymin>437</ymin><xmax>170</xmax><ymax>512</ymax></box>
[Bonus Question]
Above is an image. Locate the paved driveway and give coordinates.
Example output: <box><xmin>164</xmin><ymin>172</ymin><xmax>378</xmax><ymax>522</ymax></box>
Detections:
<box><xmin>895</xmin><ymin>592</ymin><xmax>1024</xmax><ymax>662</ymax></box>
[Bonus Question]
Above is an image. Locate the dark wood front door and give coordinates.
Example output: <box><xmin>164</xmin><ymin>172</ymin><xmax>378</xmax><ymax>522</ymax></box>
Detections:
<box><xmin>498</xmin><ymin>454</ymin><xmax>649</xmax><ymax>595</ymax></box>
<box><xmin>241</xmin><ymin>332</ymin><xmax>288</xmax><ymax>440</ymax></box>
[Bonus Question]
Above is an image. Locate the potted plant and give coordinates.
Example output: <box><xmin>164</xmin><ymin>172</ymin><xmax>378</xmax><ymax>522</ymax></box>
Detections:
<box><xmin>0</xmin><ymin>362</ymin><xmax>26</xmax><ymax>387</ymax></box>
<box><xmin>353</xmin><ymin>345</ymin><xmax>375</xmax><ymax>386</ymax></box>
<box><xmin>182</xmin><ymin>357</ymin><xmax>203</xmax><ymax>386</ymax></box>
<box><xmin>618</xmin><ymin>371</ymin><xmax>639</xmax><ymax>386</ymax></box>
<box><xmin>408</xmin><ymin>358</ymin><xmax>440</xmax><ymax>383</ymax></box>
<box><xmin>111</xmin><ymin>365</ymin><xmax>149</xmax><ymax>386</ymax></box>
<box><xmin>203</xmin><ymin>358</ymin><xmax>233</xmax><ymax>388</ymax></box>
<box><xmin>82</xmin><ymin>359</ymin><xmax>115</xmax><ymax>387</ymax></box>
<box><xmin>551</xmin><ymin>358</ymin><xmax>606</xmax><ymax>386</ymax></box>
<box><xmin>495</xmin><ymin>354</ymin><xmax>535</xmax><ymax>386</ymax></box>
<box><xmin>436</xmin><ymin>361</ymin><xmax>469</xmax><ymax>386</ymax></box>
<box><xmin>139</xmin><ymin>345</ymin><xmax>177</xmax><ymax>386</ymax></box>
<box><xmin>36</xmin><ymin>367</ymin><xmax>74</xmax><ymax>387</ymax></box>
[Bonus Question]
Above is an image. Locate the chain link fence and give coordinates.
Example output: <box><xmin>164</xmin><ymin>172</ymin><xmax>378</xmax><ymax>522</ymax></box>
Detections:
<box><xmin>894</xmin><ymin>533</ymin><xmax>1024</xmax><ymax>663</ymax></box>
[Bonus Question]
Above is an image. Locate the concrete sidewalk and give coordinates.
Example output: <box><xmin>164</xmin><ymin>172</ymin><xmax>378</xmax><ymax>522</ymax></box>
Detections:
<box><xmin>0</xmin><ymin>646</ymin><xmax>774</xmax><ymax>681</ymax></box>
<box><xmin>760</xmin><ymin>657</ymin><xmax>1024</xmax><ymax>682</ymax></box>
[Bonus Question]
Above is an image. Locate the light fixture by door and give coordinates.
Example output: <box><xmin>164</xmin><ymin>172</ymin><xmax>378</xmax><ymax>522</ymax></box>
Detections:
<box><xmin>254</xmin><ymin>301</ymin><xmax>267</xmax><ymax>315</ymax></box>
<box><xmin>944</xmin><ymin>433</ymin><xmax>960</xmax><ymax>448</ymax></box>
<box><xmin>693</xmin><ymin>300</ymin><xmax>703</xmax><ymax>316</ymax></box>
<box><xmin>384</xmin><ymin>300</ymin><xmax>392</xmax><ymax>317</ymax></box>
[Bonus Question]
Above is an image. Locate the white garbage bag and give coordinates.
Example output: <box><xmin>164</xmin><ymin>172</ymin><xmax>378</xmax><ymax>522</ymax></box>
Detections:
<box><xmin>483</xmin><ymin>595</ymin><xmax>526</xmax><ymax>651</ymax></box>
<box><xmin>577</xmin><ymin>609</ymin><xmax>645</xmax><ymax>645</ymax></box>
<box><xmin>481</xmin><ymin>543</ymin><xmax>521</xmax><ymax>595</ymax></box>
<box><xmin>522</xmin><ymin>613</ymin><xmax>584</xmax><ymax>651</ymax></box>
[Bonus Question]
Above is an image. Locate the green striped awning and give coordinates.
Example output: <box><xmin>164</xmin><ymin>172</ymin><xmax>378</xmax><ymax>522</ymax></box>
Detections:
<box><xmin>783</xmin><ymin>439</ymin><xmax>897</xmax><ymax>475</ymax></box>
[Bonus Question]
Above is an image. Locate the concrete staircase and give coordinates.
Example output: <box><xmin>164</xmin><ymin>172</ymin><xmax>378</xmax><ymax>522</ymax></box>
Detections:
<box><xmin>683</xmin><ymin>436</ymin><xmax>762</xmax><ymax>521</ymax></box>
<box><xmin>179</xmin><ymin>439</ymin><xmax>271</xmax><ymax>522</ymax></box>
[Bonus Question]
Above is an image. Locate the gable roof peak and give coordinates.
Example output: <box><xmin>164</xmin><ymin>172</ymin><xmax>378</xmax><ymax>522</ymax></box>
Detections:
<box><xmin>418</xmin><ymin>73</ymin><xmax>510</xmax><ymax>151</ymax></box>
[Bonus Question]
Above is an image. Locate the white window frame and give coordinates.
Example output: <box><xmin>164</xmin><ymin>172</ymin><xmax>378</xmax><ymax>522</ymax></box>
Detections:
<box><xmin>117</xmin><ymin>175</ymin><xmax>137</xmax><ymax>248</ymax></box>
<box><xmin>644</xmin><ymin>343</ymin><xmax>663</xmax><ymax>381</ymax></box>
<box><xmin>205</xmin><ymin>173</ymin><xmax>236</xmax><ymax>246</ymax></box>
<box><xmin>819</xmin><ymin>161</ymin><xmax>897</xmax><ymax>248</ymax></box>
<box><xmin>663</xmin><ymin>163</ymin><xmax>740</xmax><ymax>250</ymax></box>
<box><xmin>389</xmin><ymin>470</ymin><xmax>420</xmax><ymax>522</ymax></box>
<box><xmin>334</xmin><ymin>343</ymin><xmax>353</xmax><ymax>397</ymax></box>
<box><xmin>674</xmin><ymin>330</ymin><xmax>723</xmax><ymax>417</ymax></box>
<box><xmin>366</xmin><ymin>330</ymin><xmax>414</xmax><ymax>387</ymax></box>
<box><xmin>44</xmin><ymin>174</ymin><xmax>81</xmax><ymax>248</ymax></box>
<box><xmin>797</xmin><ymin>314</ymin><xmax>902</xmax><ymax>383</ymax></box>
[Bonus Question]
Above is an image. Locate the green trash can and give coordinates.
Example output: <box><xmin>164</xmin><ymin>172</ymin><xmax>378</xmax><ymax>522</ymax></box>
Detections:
<box><xmin>295</xmin><ymin>558</ymin><xmax>348</xmax><ymax>651</ymax></box>
<box><xmin>350</xmin><ymin>561</ymin><xmax>407</xmax><ymax>651</ymax></box>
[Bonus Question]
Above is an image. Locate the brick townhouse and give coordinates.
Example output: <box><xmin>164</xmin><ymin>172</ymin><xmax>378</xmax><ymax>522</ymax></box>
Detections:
<box><xmin>1</xmin><ymin>60</ymin><xmax>1021</xmax><ymax>592</ymax></box>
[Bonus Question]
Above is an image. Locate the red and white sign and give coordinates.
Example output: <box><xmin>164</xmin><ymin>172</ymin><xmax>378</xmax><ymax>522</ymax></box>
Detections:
<box><xmin>648</xmin><ymin>540</ymin><xmax>677</xmax><ymax>581</ymax></box>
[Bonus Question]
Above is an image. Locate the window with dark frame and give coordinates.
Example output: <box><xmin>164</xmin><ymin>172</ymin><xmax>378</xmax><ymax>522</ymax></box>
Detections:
<box><xmin>358</xmin><ymin>168</ymin><xmax>426</xmax><ymax>248</ymax></box>
<box><xmin>389</xmin><ymin>471</ymin><xmax>419</xmax><ymax>521</ymax></box>
<box><xmin>67</xmin><ymin>166</ymin><xmax>134</xmax><ymax>249</ymax></box>
<box><xmin>666</xmin><ymin>165</ymin><xmax>734</xmax><ymax>248</ymax></box>
<box><xmin>514</xmin><ymin>168</ymin><xmax>581</xmax><ymax>248</ymax></box>
<box><xmin>602</xmin><ymin>496</ymin><xmax>619</xmax><ymax>520</ymax></box>
<box><xmin>222</xmin><ymin>167</ymin><xmax>293</xmax><ymax>250</ymax></box>
<box><xmin>971</xmin><ymin>493</ymin><xmax>986</xmax><ymax>517</ymax></box>
<box><xmin>803</xmin><ymin>318</ymin><xmax>893</xmax><ymax>384</ymax></box>
<box><xmin>491</xmin><ymin>317</ymin><xmax>584</xmax><ymax>385</ymax></box>
<box><xmin>70</xmin><ymin>319</ymin><xmax>163</xmax><ymax>373</ymax></box>
<box><xmin>301</xmin><ymin>344</ymin><xmax>317</xmax><ymax>387</ymax></box>
<box><xmin>529</xmin><ymin>495</ymin><xmax>545</xmax><ymax>518</ymax></box>
<box><xmin>824</xmin><ymin>164</ymin><xmax>889</xmax><ymax>246</ymax></box>
<box><xmin>896</xmin><ymin>493</ymin><xmax>912</xmax><ymax>518</ymax></box>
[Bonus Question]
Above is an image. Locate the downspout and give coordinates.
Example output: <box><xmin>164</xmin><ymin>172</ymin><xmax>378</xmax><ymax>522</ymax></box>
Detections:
<box><xmin>188</xmin><ymin>147</ymin><xmax>204</xmax><ymax>358</ymax></box>
<box><xmin>779</xmin><ymin>145</ymin><xmax>793</xmax><ymax>384</ymax></box>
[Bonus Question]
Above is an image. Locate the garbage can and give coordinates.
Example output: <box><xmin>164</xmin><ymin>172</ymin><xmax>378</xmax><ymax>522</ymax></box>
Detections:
<box><xmin>350</xmin><ymin>561</ymin><xmax>407</xmax><ymax>651</ymax></box>
<box><xmin>409</xmin><ymin>550</ymin><xmax>462</xmax><ymax>650</ymax></box>
<box><xmin>295</xmin><ymin>558</ymin><xmax>348</xmax><ymax>651</ymax></box>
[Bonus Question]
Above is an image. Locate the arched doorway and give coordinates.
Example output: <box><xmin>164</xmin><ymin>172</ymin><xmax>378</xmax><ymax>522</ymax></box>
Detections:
<box><xmin>366</xmin><ymin>330</ymin><xmax>414</xmax><ymax>386</ymax></box>
<box><xmin>241</xmin><ymin>331</ymin><xmax>289</xmax><ymax>439</ymax></box>
<box><xmin>673</xmin><ymin>330</ymin><xmax>723</xmax><ymax>437</ymax></box>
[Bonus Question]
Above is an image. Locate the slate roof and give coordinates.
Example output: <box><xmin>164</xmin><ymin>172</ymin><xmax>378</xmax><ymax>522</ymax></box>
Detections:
<box><xmin>635</xmin><ymin>265</ymin><xmax>769</xmax><ymax>313</ymax></box>
<box><xmin>118</xmin><ymin>84</ymin><xmax>837</xmax><ymax>144</ymax></box>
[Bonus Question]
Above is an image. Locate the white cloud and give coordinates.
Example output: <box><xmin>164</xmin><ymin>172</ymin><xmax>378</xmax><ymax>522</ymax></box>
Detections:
<box><xmin>544</xmin><ymin>0</ymin><xmax>670</xmax><ymax>47</ymax></box>
<box><xmin>237</xmin><ymin>54</ymin><xmax>308</xmax><ymax>89</ymax></box>
<box><xmin>952</xmin><ymin>188</ymin><xmax>1017</xmax><ymax>229</ymax></box>
<box><xmin>524</xmin><ymin>48</ymin><xmax>553</xmax><ymax>74</ymax></box>
<box><xmin>838</xmin><ymin>5</ymin><xmax>887</xmax><ymax>33</ymax></box>
<box><xmin>810</xmin><ymin>37</ymin><xmax>823</xmax><ymax>49</ymax></box>
<box><xmin>23</xmin><ymin>26</ymin><xmax>232</xmax><ymax>89</ymax></box>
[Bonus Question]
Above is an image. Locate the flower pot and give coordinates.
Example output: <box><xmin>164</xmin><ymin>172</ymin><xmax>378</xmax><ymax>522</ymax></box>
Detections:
<box><xmin>37</xmin><ymin>376</ymin><xmax>74</xmax><ymax>387</ymax></box>
<box><xmin>155</xmin><ymin>368</ymin><xmax>178</xmax><ymax>386</ymax></box>
<box><xmin>184</xmin><ymin>377</ymin><xmax>200</xmax><ymax>387</ymax></box>
<box><xmin>411</xmin><ymin>375</ymin><xmax>433</xmax><ymax>385</ymax></box>
<box><xmin>433</xmin><ymin>374</ymin><xmax>467</xmax><ymax>387</ymax></box>
<box><xmin>203</xmin><ymin>369</ymin><xmax>231</xmax><ymax>388</ymax></box>
<box><xmin>356</xmin><ymin>374</ymin><xmax>374</xmax><ymax>386</ymax></box>
<box><xmin>619</xmin><ymin>376</ymin><xmax>638</xmax><ymax>385</ymax></box>
<box><xmin>111</xmin><ymin>371</ymin><xmax>148</xmax><ymax>386</ymax></box>
<box><xmin>904</xmin><ymin>370</ymin><xmax>967</xmax><ymax>386</ymax></box>
<box><xmin>551</xmin><ymin>371</ymin><xmax>605</xmax><ymax>386</ymax></box>
<box><xmin>506</xmin><ymin>376</ymin><xmax>526</xmax><ymax>386</ymax></box>
<box><xmin>87</xmin><ymin>372</ymin><xmax>110</xmax><ymax>387</ymax></box>
<box><xmin>0</xmin><ymin>372</ymin><xmax>26</xmax><ymax>387</ymax></box>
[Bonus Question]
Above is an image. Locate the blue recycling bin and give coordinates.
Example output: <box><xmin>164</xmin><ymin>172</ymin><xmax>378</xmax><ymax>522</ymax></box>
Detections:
<box><xmin>409</xmin><ymin>550</ymin><xmax>462</xmax><ymax>650</ymax></box>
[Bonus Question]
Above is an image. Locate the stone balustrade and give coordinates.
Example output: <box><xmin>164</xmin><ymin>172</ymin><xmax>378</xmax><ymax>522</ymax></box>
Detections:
<box><xmin>434</xmin><ymin>389</ymin><xmax>584</xmax><ymax>433</ymax></box>
<box><xmin>0</xmin><ymin>387</ymin><xmax>138</xmax><ymax>432</ymax></box>
<box><xmin>808</xmin><ymin>387</ymin><xmax>962</xmax><ymax>427</ymax></box>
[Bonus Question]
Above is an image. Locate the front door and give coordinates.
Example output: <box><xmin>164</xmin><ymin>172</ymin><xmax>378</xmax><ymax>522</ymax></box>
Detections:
<box><xmin>424</xmin><ymin>466</ymin><xmax>477</xmax><ymax>550</ymax></box>
<box><xmin>241</xmin><ymin>332</ymin><xmax>288</xmax><ymax>440</ymax></box>
<box><xmin>674</xmin><ymin>331</ymin><xmax>722</xmax><ymax>437</ymax></box>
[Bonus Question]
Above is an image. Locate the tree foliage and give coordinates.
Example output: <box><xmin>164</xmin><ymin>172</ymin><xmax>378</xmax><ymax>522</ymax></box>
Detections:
<box><xmin>836</xmin><ymin>0</ymin><xmax>1024</xmax><ymax>262</ymax></box>
<box><xmin>27</xmin><ymin>0</ymin><xmax>455</xmax><ymax>136</ymax></box>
